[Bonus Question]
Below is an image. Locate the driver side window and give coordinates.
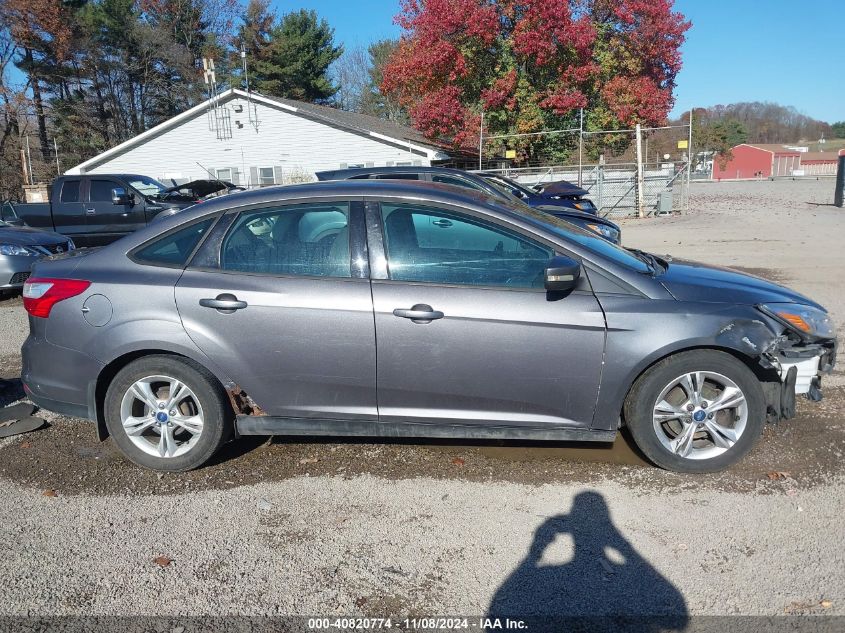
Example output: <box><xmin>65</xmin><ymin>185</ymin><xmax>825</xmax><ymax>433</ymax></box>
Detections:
<box><xmin>380</xmin><ymin>203</ymin><xmax>552</xmax><ymax>289</ymax></box>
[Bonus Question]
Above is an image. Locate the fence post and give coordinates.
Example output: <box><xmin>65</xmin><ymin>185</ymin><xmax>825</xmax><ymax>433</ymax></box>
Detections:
<box><xmin>478</xmin><ymin>111</ymin><xmax>484</xmax><ymax>171</ymax></box>
<box><xmin>635</xmin><ymin>123</ymin><xmax>645</xmax><ymax>218</ymax></box>
<box><xmin>597</xmin><ymin>154</ymin><xmax>605</xmax><ymax>213</ymax></box>
<box><xmin>578</xmin><ymin>108</ymin><xmax>584</xmax><ymax>187</ymax></box>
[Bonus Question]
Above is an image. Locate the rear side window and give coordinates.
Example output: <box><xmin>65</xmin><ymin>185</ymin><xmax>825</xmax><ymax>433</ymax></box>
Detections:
<box><xmin>60</xmin><ymin>180</ymin><xmax>80</xmax><ymax>203</ymax></box>
<box><xmin>220</xmin><ymin>203</ymin><xmax>351</xmax><ymax>278</ymax></box>
<box><xmin>134</xmin><ymin>217</ymin><xmax>216</xmax><ymax>267</ymax></box>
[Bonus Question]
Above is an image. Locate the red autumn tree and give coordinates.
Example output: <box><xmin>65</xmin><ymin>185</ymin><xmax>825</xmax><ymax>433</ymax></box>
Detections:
<box><xmin>382</xmin><ymin>0</ymin><xmax>690</xmax><ymax>161</ymax></box>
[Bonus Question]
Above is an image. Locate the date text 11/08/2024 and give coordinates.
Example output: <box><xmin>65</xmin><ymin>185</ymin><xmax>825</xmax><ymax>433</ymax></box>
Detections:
<box><xmin>307</xmin><ymin>617</ymin><xmax>528</xmax><ymax>630</ymax></box>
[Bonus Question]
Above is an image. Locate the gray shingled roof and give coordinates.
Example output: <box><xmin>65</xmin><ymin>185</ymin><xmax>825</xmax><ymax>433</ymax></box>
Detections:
<box><xmin>259</xmin><ymin>93</ymin><xmax>451</xmax><ymax>152</ymax></box>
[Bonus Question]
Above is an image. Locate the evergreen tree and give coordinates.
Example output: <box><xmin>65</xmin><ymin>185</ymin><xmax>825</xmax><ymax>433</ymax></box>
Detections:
<box><xmin>252</xmin><ymin>9</ymin><xmax>342</xmax><ymax>102</ymax></box>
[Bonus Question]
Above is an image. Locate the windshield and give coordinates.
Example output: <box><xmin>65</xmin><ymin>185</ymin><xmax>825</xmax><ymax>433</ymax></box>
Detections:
<box><xmin>497</xmin><ymin>200</ymin><xmax>650</xmax><ymax>273</ymax></box>
<box><xmin>482</xmin><ymin>177</ymin><xmax>534</xmax><ymax>207</ymax></box>
<box><xmin>489</xmin><ymin>174</ymin><xmax>537</xmax><ymax>198</ymax></box>
<box><xmin>126</xmin><ymin>176</ymin><xmax>167</xmax><ymax>197</ymax></box>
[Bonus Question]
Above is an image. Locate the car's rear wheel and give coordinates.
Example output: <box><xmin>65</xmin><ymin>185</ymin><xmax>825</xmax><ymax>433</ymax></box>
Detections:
<box><xmin>104</xmin><ymin>355</ymin><xmax>232</xmax><ymax>471</ymax></box>
<box><xmin>624</xmin><ymin>350</ymin><xmax>766</xmax><ymax>473</ymax></box>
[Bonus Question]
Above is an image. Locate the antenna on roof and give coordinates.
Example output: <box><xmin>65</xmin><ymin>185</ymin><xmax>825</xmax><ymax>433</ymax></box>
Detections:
<box><xmin>240</xmin><ymin>45</ymin><xmax>260</xmax><ymax>131</ymax></box>
<box><xmin>202</xmin><ymin>57</ymin><xmax>232</xmax><ymax>140</ymax></box>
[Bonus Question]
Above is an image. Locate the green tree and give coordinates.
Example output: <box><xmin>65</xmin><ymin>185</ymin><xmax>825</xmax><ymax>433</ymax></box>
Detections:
<box><xmin>360</xmin><ymin>39</ymin><xmax>406</xmax><ymax>122</ymax></box>
<box><xmin>229</xmin><ymin>0</ymin><xmax>275</xmax><ymax>90</ymax></box>
<box><xmin>832</xmin><ymin>121</ymin><xmax>845</xmax><ymax>139</ymax></box>
<box><xmin>253</xmin><ymin>9</ymin><xmax>342</xmax><ymax>102</ymax></box>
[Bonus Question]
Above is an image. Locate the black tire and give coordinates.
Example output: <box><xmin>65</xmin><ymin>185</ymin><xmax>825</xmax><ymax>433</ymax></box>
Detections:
<box><xmin>624</xmin><ymin>350</ymin><xmax>766</xmax><ymax>473</ymax></box>
<box><xmin>104</xmin><ymin>355</ymin><xmax>232</xmax><ymax>471</ymax></box>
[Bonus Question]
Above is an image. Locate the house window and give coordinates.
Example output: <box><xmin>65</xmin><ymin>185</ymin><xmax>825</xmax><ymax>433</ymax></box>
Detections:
<box><xmin>259</xmin><ymin>167</ymin><xmax>275</xmax><ymax>186</ymax></box>
<box><xmin>395</xmin><ymin>161</ymin><xmax>413</xmax><ymax>167</ymax></box>
<box><xmin>216</xmin><ymin>168</ymin><xmax>232</xmax><ymax>182</ymax></box>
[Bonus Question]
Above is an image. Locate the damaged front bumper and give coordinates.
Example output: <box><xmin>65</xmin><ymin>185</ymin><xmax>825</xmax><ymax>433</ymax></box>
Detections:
<box><xmin>765</xmin><ymin>339</ymin><xmax>836</xmax><ymax>421</ymax></box>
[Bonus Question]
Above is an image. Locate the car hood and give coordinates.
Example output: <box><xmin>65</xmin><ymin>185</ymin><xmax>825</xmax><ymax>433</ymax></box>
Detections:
<box><xmin>161</xmin><ymin>179</ymin><xmax>234</xmax><ymax>198</ymax></box>
<box><xmin>534</xmin><ymin>181</ymin><xmax>591</xmax><ymax>198</ymax></box>
<box><xmin>0</xmin><ymin>225</ymin><xmax>67</xmax><ymax>247</ymax></box>
<box><xmin>658</xmin><ymin>259</ymin><xmax>822</xmax><ymax>308</ymax></box>
<box><xmin>536</xmin><ymin>205</ymin><xmax>617</xmax><ymax>227</ymax></box>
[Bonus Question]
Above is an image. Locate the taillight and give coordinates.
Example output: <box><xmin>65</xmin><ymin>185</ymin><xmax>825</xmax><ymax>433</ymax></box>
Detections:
<box><xmin>23</xmin><ymin>278</ymin><xmax>91</xmax><ymax>318</ymax></box>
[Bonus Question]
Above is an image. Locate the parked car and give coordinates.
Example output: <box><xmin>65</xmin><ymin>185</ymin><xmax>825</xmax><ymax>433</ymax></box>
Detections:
<box><xmin>481</xmin><ymin>172</ymin><xmax>597</xmax><ymax>213</ymax></box>
<box><xmin>21</xmin><ymin>180</ymin><xmax>836</xmax><ymax>474</ymax></box>
<box><xmin>316</xmin><ymin>166</ymin><xmax>620</xmax><ymax>244</ymax></box>
<box><xmin>9</xmin><ymin>174</ymin><xmax>197</xmax><ymax>247</ymax></box>
<box><xmin>0</xmin><ymin>217</ymin><xmax>74</xmax><ymax>295</ymax></box>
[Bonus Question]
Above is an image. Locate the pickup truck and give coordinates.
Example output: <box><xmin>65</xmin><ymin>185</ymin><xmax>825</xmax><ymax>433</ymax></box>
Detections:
<box><xmin>3</xmin><ymin>174</ymin><xmax>196</xmax><ymax>247</ymax></box>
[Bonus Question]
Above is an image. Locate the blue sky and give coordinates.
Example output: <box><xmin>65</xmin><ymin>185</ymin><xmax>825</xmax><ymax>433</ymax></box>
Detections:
<box><xmin>273</xmin><ymin>0</ymin><xmax>844</xmax><ymax>123</ymax></box>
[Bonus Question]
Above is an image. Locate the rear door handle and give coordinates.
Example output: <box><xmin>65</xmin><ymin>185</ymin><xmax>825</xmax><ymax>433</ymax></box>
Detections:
<box><xmin>199</xmin><ymin>293</ymin><xmax>248</xmax><ymax>314</ymax></box>
<box><xmin>85</xmin><ymin>208</ymin><xmax>96</xmax><ymax>216</ymax></box>
<box><xmin>393</xmin><ymin>304</ymin><xmax>444</xmax><ymax>323</ymax></box>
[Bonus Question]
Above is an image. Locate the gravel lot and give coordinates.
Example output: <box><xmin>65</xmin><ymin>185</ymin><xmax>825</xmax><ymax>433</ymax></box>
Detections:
<box><xmin>0</xmin><ymin>179</ymin><xmax>843</xmax><ymax>621</ymax></box>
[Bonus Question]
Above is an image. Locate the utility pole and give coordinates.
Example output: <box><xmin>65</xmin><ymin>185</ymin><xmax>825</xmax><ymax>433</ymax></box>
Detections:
<box><xmin>578</xmin><ymin>108</ymin><xmax>584</xmax><ymax>186</ymax></box>
<box><xmin>635</xmin><ymin>123</ymin><xmax>645</xmax><ymax>218</ymax></box>
<box><xmin>53</xmin><ymin>138</ymin><xmax>60</xmax><ymax>175</ymax></box>
<box><xmin>685</xmin><ymin>109</ymin><xmax>694</xmax><ymax>215</ymax></box>
<box><xmin>478</xmin><ymin>110</ymin><xmax>484</xmax><ymax>171</ymax></box>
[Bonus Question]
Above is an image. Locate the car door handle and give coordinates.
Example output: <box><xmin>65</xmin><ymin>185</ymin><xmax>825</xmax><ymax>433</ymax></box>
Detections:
<box><xmin>199</xmin><ymin>293</ymin><xmax>248</xmax><ymax>313</ymax></box>
<box><xmin>85</xmin><ymin>208</ymin><xmax>96</xmax><ymax>216</ymax></box>
<box><xmin>393</xmin><ymin>304</ymin><xmax>444</xmax><ymax>323</ymax></box>
<box><xmin>432</xmin><ymin>219</ymin><xmax>452</xmax><ymax>228</ymax></box>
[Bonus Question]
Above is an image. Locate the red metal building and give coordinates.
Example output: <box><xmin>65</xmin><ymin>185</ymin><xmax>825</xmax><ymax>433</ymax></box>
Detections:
<box><xmin>713</xmin><ymin>144</ymin><xmax>841</xmax><ymax>179</ymax></box>
<box><xmin>713</xmin><ymin>144</ymin><xmax>801</xmax><ymax>180</ymax></box>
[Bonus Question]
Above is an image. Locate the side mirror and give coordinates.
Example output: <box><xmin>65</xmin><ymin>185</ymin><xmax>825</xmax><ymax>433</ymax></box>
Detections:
<box><xmin>111</xmin><ymin>187</ymin><xmax>132</xmax><ymax>205</ymax></box>
<box><xmin>544</xmin><ymin>255</ymin><xmax>581</xmax><ymax>293</ymax></box>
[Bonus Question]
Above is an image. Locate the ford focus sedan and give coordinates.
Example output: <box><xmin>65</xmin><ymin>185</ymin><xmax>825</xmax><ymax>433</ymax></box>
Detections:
<box><xmin>20</xmin><ymin>181</ymin><xmax>836</xmax><ymax>473</ymax></box>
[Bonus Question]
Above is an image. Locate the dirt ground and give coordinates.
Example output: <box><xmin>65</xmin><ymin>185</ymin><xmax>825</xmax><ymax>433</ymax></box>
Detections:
<box><xmin>0</xmin><ymin>178</ymin><xmax>843</xmax><ymax>620</ymax></box>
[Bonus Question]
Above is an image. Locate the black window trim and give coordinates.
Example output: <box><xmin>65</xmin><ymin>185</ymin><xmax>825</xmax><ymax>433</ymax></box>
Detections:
<box><xmin>127</xmin><ymin>213</ymin><xmax>224</xmax><ymax>269</ymax></box>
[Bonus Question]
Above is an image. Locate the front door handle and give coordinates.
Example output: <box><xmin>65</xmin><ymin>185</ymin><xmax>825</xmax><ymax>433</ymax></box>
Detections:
<box><xmin>393</xmin><ymin>304</ymin><xmax>444</xmax><ymax>324</ymax></box>
<box><xmin>85</xmin><ymin>208</ymin><xmax>96</xmax><ymax>216</ymax></box>
<box><xmin>199</xmin><ymin>293</ymin><xmax>248</xmax><ymax>314</ymax></box>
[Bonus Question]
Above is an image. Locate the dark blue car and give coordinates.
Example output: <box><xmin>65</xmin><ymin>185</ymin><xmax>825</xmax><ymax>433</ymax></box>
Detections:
<box><xmin>481</xmin><ymin>173</ymin><xmax>597</xmax><ymax>214</ymax></box>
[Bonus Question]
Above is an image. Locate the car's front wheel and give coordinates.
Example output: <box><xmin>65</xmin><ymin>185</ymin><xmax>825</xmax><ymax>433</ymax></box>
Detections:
<box><xmin>104</xmin><ymin>355</ymin><xmax>232</xmax><ymax>471</ymax></box>
<box><xmin>624</xmin><ymin>350</ymin><xmax>766</xmax><ymax>473</ymax></box>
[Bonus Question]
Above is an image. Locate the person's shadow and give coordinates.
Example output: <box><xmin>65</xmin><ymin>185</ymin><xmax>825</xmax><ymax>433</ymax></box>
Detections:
<box><xmin>488</xmin><ymin>491</ymin><xmax>688</xmax><ymax>633</ymax></box>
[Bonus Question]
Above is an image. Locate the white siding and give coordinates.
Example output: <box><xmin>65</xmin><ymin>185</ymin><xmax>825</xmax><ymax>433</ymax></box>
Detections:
<box><xmin>69</xmin><ymin>97</ymin><xmax>433</xmax><ymax>183</ymax></box>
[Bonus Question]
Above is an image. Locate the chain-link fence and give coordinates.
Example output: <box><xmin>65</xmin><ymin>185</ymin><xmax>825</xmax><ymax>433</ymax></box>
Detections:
<box><xmin>474</xmin><ymin>122</ymin><xmax>692</xmax><ymax>218</ymax></box>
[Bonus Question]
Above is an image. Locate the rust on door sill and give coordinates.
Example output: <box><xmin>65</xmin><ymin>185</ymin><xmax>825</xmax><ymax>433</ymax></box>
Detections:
<box><xmin>227</xmin><ymin>386</ymin><xmax>267</xmax><ymax>416</ymax></box>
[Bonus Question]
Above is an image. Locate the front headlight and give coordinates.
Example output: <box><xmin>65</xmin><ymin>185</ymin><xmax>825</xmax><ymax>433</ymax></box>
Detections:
<box><xmin>0</xmin><ymin>244</ymin><xmax>34</xmax><ymax>256</ymax></box>
<box><xmin>586</xmin><ymin>223</ymin><xmax>620</xmax><ymax>242</ymax></box>
<box><xmin>758</xmin><ymin>303</ymin><xmax>835</xmax><ymax>339</ymax></box>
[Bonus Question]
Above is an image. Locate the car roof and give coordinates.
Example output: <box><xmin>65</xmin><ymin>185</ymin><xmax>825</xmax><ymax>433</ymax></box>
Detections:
<box><xmin>315</xmin><ymin>165</ymin><xmax>483</xmax><ymax>181</ymax></box>
<box><xmin>176</xmin><ymin>179</ymin><xmax>506</xmax><ymax>218</ymax></box>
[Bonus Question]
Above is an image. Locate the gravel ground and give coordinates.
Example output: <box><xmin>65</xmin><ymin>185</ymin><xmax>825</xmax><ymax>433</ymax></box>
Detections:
<box><xmin>0</xmin><ymin>178</ymin><xmax>843</xmax><ymax>620</ymax></box>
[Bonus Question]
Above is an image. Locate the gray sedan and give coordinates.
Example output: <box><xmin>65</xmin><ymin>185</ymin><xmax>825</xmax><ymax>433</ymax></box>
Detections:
<box><xmin>20</xmin><ymin>181</ymin><xmax>837</xmax><ymax>473</ymax></box>
<box><xmin>0</xmin><ymin>215</ymin><xmax>74</xmax><ymax>294</ymax></box>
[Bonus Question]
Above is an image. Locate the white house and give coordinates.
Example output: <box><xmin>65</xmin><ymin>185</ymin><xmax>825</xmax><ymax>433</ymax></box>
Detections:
<box><xmin>65</xmin><ymin>88</ymin><xmax>453</xmax><ymax>186</ymax></box>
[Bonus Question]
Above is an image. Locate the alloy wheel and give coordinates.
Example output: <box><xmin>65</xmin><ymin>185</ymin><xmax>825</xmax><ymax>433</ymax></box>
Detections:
<box><xmin>119</xmin><ymin>374</ymin><xmax>204</xmax><ymax>458</ymax></box>
<box><xmin>652</xmin><ymin>370</ymin><xmax>748</xmax><ymax>460</ymax></box>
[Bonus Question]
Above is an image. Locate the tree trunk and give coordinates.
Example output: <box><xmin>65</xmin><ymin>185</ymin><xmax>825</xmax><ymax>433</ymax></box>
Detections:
<box><xmin>23</xmin><ymin>48</ymin><xmax>51</xmax><ymax>161</ymax></box>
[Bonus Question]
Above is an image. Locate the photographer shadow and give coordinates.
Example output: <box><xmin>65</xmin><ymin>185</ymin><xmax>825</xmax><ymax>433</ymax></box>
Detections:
<box><xmin>488</xmin><ymin>491</ymin><xmax>688</xmax><ymax>633</ymax></box>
